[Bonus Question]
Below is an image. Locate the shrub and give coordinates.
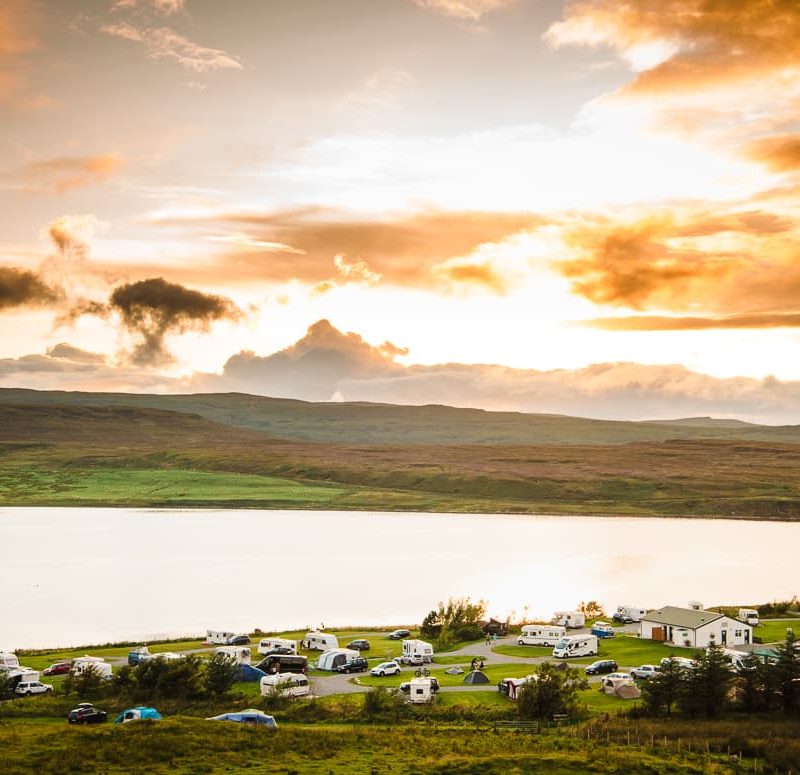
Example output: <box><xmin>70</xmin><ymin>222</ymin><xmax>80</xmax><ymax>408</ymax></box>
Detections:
<box><xmin>516</xmin><ymin>662</ymin><xmax>588</xmax><ymax>720</ymax></box>
<box><xmin>202</xmin><ymin>653</ymin><xmax>239</xmax><ymax>699</ymax></box>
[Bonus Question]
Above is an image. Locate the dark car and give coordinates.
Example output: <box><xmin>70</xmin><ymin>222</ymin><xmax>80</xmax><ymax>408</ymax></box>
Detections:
<box><xmin>68</xmin><ymin>703</ymin><xmax>108</xmax><ymax>725</ymax></box>
<box><xmin>255</xmin><ymin>654</ymin><xmax>308</xmax><ymax>675</ymax></box>
<box><xmin>584</xmin><ymin>660</ymin><xmax>618</xmax><ymax>675</ymax></box>
<box><xmin>399</xmin><ymin>678</ymin><xmax>440</xmax><ymax>694</ymax></box>
<box><xmin>335</xmin><ymin>657</ymin><xmax>369</xmax><ymax>674</ymax></box>
<box><xmin>226</xmin><ymin>635</ymin><xmax>251</xmax><ymax>646</ymax></box>
<box><xmin>261</xmin><ymin>646</ymin><xmax>295</xmax><ymax>656</ymax></box>
<box><xmin>43</xmin><ymin>661</ymin><xmax>72</xmax><ymax>676</ymax></box>
<box><xmin>347</xmin><ymin>639</ymin><xmax>370</xmax><ymax>651</ymax></box>
<box><xmin>387</xmin><ymin>629</ymin><xmax>411</xmax><ymax>640</ymax></box>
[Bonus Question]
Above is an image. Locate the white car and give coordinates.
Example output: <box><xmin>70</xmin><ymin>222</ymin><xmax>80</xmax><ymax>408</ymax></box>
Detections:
<box><xmin>14</xmin><ymin>681</ymin><xmax>53</xmax><ymax>696</ymax></box>
<box><xmin>605</xmin><ymin>672</ymin><xmax>632</xmax><ymax>682</ymax></box>
<box><xmin>630</xmin><ymin>664</ymin><xmax>659</xmax><ymax>680</ymax></box>
<box><xmin>370</xmin><ymin>661</ymin><xmax>401</xmax><ymax>677</ymax></box>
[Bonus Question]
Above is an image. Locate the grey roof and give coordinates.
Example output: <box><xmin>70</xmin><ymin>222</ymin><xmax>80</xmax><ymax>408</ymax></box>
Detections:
<box><xmin>641</xmin><ymin>606</ymin><xmax>725</xmax><ymax>630</ymax></box>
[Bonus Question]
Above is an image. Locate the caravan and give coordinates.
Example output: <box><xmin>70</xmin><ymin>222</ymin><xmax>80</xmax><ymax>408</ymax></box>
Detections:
<box><xmin>260</xmin><ymin>673</ymin><xmax>310</xmax><ymax>698</ymax></box>
<box><xmin>317</xmin><ymin>648</ymin><xmax>360</xmax><ymax>671</ymax></box>
<box><xmin>738</xmin><ymin>609</ymin><xmax>760</xmax><ymax>627</ymax></box>
<box><xmin>553</xmin><ymin>634</ymin><xmax>598</xmax><ymax>659</ymax></box>
<box><xmin>552</xmin><ymin>611</ymin><xmax>586</xmax><ymax>629</ymax></box>
<box><xmin>215</xmin><ymin>646</ymin><xmax>251</xmax><ymax>665</ymax></box>
<box><xmin>0</xmin><ymin>652</ymin><xmax>20</xmax><ymax>672</ymax></box>
<box><xmin>257</xmin><ymin>637</ymin><xmax>298</xmax><ymax>655</ymax></box>
<box><xmin>407</xmin><ymin>677</ymin><xmax>437</xmax><ymax>704</ymax></box>
<box><xmin>72</xmin><ymin>656</ymin><xmax>113</xmax><ymax>680</ymax></box>
<box><xmin>301</xmin><ymin>632</ymin><xmax>339</xmax><ymax>651</ymax></box>
<box><xmin>517</xmin><ymin>625</ymin><xmax>566</xmax><ymax>647</ymax></box>
<box><xmin>206</xmin><ymin>630</ymin><xmax>237</xmax><ymax>645</ymax></box>
<box><xmin>401</xmin><ymin>639</ymin><xmax>434</xmax><ymax>664</ymax></box>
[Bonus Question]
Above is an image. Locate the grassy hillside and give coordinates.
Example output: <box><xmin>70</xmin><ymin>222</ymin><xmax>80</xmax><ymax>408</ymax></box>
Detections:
<box><xmin>3</xmin><ymin>402</ymin><xmax>800</xmax><ymax>517</ymax></box>
<box><xmin>3</xmin><ymin>387</ymin><xmax>800</xmax><ymax>446</ymax></box>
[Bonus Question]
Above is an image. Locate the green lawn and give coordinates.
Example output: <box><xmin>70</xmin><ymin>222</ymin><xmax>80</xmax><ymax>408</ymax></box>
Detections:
<box><xmin>492</xmin><ymin>645</ymin><xmax>553</xmax><ymax>659</ymax></box>
<box><xmin>755</xmin><ymin>619</ymin><xmax>798</xmax><ymax>645</ymax></box>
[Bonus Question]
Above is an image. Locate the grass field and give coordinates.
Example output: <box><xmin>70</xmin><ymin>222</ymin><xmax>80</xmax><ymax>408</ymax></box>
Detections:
<box><xmin>754</xmin><ymin>618</ymin><xmax>799</xmax><ymax>645</ymax></box>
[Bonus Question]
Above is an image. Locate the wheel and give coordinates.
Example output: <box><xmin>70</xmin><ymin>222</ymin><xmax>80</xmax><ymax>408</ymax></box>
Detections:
<box><xmin>379</xmin><ymin>671</ymin><xmax>385</xmax><ymax>676</ymax></box>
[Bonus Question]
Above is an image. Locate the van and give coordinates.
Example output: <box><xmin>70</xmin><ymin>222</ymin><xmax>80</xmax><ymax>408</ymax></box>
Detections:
<box><xmin>738</xmin><ymin>609</ymin><xmax>760</xmax><ymax>627</ymax></box>
<box><xmin>257</xmin><ymin>638</ymin><xmax>298</xmax><ymax>656</ymax></box>
<box><xmin>591</xmin><ymin>622</ymin><xmax>615</xmax><ymax>639</ymax></box>
<box><xmin>255</xmin><ymin>654</ymin><xmax>308</xmax><ymax>675</ymax></box>
<box><xmin>552</xmin><ymin>634</ymin><xmax>598</xmax><ymax>658</ymax></box>
<box><xmin>301</xmin><ymin>632</ymin><xmax>338</xmax><ymax>651</ymax></box>
<box><xmin>260</xmin><ymin>673</ymin><xmax>310</xmax><ymax>698</ymax></box>
<box><xmin>517</xmin><ymin>625</ymin><xmax>566</xmax><ymax>646</ymax></box>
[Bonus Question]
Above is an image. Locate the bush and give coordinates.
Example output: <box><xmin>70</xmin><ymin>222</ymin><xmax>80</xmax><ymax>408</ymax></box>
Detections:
<box><xmin>516</xmin><ymin>662</ymin><xmax>588</xmax><ymax>720</ymax></box>
<box><xmin>202</xmin><ymin>653</ymin><xmax>239</xmax><ymax>699</ymax></box>
<box><xmin>420</xmin><ymin>597</ymin><xmax>487</xmax><ymax>646</ymax></box>
<box><xmin>63</xmin><ymin>664</ymin><xmax>109</xmax><ymax>700</ymax></box>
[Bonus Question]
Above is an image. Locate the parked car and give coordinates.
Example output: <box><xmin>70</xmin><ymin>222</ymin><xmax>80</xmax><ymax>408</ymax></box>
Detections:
<box><xmin>336</xmin><ymin>657</ymin><xmax>369</xmax><ymax>674</ymax></box>
<box><xmin>399</xmin><ymin>678</ymin><xmax>439</xmax><ymax>694</ymax></box>
<box><xmin>43</xmin><ymin>661</ymin><xmax>72</xmax><ymax>676</ymax></box>
<box><xmin>584</xmin><ymin>660</ymin><xmax>618</xmax><ymax>675</ymax></box>
<box><xmin>630</xmin><ymin>664</ymin><xmax>660</xmax><ymax>680</ymax></box>
<box><xmin>605</xmin><ymin>672</ymin><xmax>632</xmax><ymax>682</ymax></box>
<box><xmin>387</xmin><ymin>629</ymin><xmax>411</xmax><ymax>640</ymax></box>
<box><xmin>226</xmin><ymin>635</ymin><xmax>251</xmax><ymax>646</ymax></box>
<box><xmin>371</xmin><ymin>661</ymin><xmax>402</xmax><ymax>677</ymax></box>
<box><xmin>68</xmin><ymin>703</ymin><xmax>108</xmax><ymax>724</ymax></box>
<box><xmin>347</xmin><ymin>639</ymin><xmax>370</xmax><ymax>651</ymax></box>
<box><xmin>14</xmin><ymin>681</ymin><xmax>53</xmax><ymax>696</ymax></box>
<box><xmin>261</xmin><ymin>646</ymin><xmax>295</xmax><ymax>657</ymax></box>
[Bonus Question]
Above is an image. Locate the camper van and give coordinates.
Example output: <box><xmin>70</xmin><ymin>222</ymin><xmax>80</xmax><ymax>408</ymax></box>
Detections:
<box><xmin>0</xmin><ymin>652</ymin><xmax>20</xmax><ymax>672</ymax></box>
<box><xmin>517</xmin><ymin>625</ymin><xmax>566</xmax><ymax>647</ymax></box>
<box><xmin>591</xmin><ymin>622</ymin><xmax>615</xmax><ymax>639</ymax></box>
<box><xmin>552</xmin><ymin>634</ymin><xmax>598</xmax><ymax>659</ymax></box>
<box><xmin>215</xmin><ymin>646</ymin><xmax>251</xmax><ymax>665</ymax></box>
<box><xmin>257</xmin><ymin>637</ymin><xmax>298</xmax><ymax>656</ymax></box>
<box><xmin>738</xmin><ymin>609</ymin><xmax>760</xmax><ymax>627</ymax></box>
<box><xmin>407</xmin><ymin>677</ymin><xmax>436</xmax><ymax>704</ymax></box>
<box><xmin>401</xmin><ymin>639</ymin><xmax>434</xmax><ymax>664</ymax></box>
<box><xmin>206</xmin><ymin>630</ymin><xmax>237</xmax><ymax>645</ymax></box>
<box><xmin>72</xmin><ymin>657</ymin><xmax>113</xmax><ymax>680</ymax></box>
<box><xmin>612</xmin><ymin>606</ymin><xmax>646</xmax><ymax>623</ymax></box>
<box><xmin>260</xmin><ymin>673</ymin><xmax>310</xmax><ymax>698</ymax></box>
<box><xmin>301</xmin><ymin>632</ymin><xmax>339</xmax><ymax>651</ymax></box>
<box><xmin>317</xmin><ymin>648</ymin><xmax>360</xmax><ymax>671</ymax></box>
<box><xmin>552</xmin><ymin>611</ymin><xmax>586</xmax><ymax>629</ymax></box>
<box><xmin>256</xmin><ymin>654</ymin><xmax>308</xmax><ymax>675</ymax></box>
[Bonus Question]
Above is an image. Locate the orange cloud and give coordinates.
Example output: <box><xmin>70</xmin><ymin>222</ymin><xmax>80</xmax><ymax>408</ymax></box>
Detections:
<box><xmin>746</xmin><ymin>134</ymin><xmax>800</xmax><ymax>173</ymax></box>
<box><xmin>588</xmin><ymin>313</ymin><xmax>800</xmax><ymax>331</ymax></box>
<box><xmin>20</xmin><ymin>154</ymin><xmax>125</xmax><ymax>193</ymax></box>
<box><xmin>433</xmin><ymin>258</ymin><xmax>509</xmax><ymax>293</ymax></box>
<box><xmin>0</xmin><ymin>0</ymin><xmax>38</xmax><ymax>105</ymax></box>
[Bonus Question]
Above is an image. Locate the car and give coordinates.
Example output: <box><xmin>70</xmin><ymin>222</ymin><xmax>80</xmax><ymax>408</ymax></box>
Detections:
<box><xmin>347</xmin><ymin>639</ymin><xmax>370</xmax><ymax>651</ymax></box>
<box><xmin>387</xmin><ymin>629</ymin><xmax>411</xmax><ymax>640</ymax></box>
<box><xmin>14</xmin><ymin>681</ymin><xmax>53</xmax><ymax>696</ymax></box>
<box><xmin>605</xmin><ymin>672</ymin><xmax>632</xmax><ymax>682</ymax></box>
<box><xmin>336</xmin><ymin>657</ymin><xmax>369</xmax><ymax>674</ymax></box>
<box><xmin>630</xmin><ymin>664</ymin><xmax>660</xmax><ymax>680</ymax></box>
<box><xmin>43</xmin><ymin>661</ymin><xmax>72</xmax><ymax>676</ymax></box>
<box><xmin>584</xmin><ymin>660</ymin><xmax>618</xmax><ymax>675</ymax></box>
<box><xmin>261</xmin><ymin>646</ymin><xmax>295</xmax><ymax>656</ymax></box>
<box><xmin>226</xmin><ymin>635</ymin><xmax>251</xmax><ymax>646</ymax></box>
<box><xmin>68</xmin><ymin>703</ymin><xmax>108</xmax><ymax>724</ymax></box>
<box><xmin>371</xmin><ymin>661</ymin><xmax>402</xmax><ymax>677</ymax></box>
<box><xmin>399</xmin><ymin>678</ymin><xmax>440</xmax><ymax>694</ymax></box>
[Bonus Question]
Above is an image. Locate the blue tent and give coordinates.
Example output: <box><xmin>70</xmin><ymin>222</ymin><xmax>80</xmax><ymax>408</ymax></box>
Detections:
<box><xmin>207</xmin><ymin>710</ymin><xmax>277</xmax><ymax>728</ymax></box>
<box><xmin>236</xmin><ymin>664</ymin><xmax>267</xmax><ymax>683</ymax></box>
<box><xmin>115</xmin><ymin>706</ymin><xmax>162</xmax><ymax>724</ymax></box>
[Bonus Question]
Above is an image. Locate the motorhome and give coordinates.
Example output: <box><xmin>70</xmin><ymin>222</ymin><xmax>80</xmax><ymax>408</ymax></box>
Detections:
<box><xmin>301</xmin><ymin>632</ymin><xmax>339</xmax><ymax>651</ymax></box>
<box><xmin>215</xmin><ymin>646</ymin><xmax>251</xmax><ymax>665</ymax></box>
<box><xmin>552</xmin><ymin>634</ymin><xmax>598</xmax><ymax>659</ymax></box>
<box><xmin>72</xmin><ymin>656</ymin><xmax>113</xmax><ymax>679</ymax></box>
<box><xmin>517</xmin><ymin>625</ymin><xmax>566</xmax><ymax>646</ymax></box>
<box><xmin>257</xmin><ymin>637</ymin><xmax>298</xmax><ymax>655</ymax></box>
<box><xmin>738</xmin><ymin>609</ymin><xmax>760</xmax><ymax>627</ymax></box>
<box><xmin>401</xmin><ymin>639</ymin><xmax>434</xmax><ymax>664</ymax></box>
<box><xmin>407</xmin><ymin>677</ymin><xmax>436</xmax><ymax>704</ymax></box>
<box><xmin>612</xmin><ymin>606</ymin><xmax>647</xmax><ymax>623</ymax></box>
<box><xmin>256</xmin><ymin>654</ymin><xmax>308</xmax><ymax>675</ymax></box>
<box><xmin>0</xmin><ymin>652</ymin><xmax>20</xmax><ymax>672</ymax></box>
<box><xmin>552</xmin><ymin>611</ymin><xmax>586</xmax><ymax>629</ymax></box>
<box><xmin>317</xmin><ymin>648</ymin><xmax>360</xmax><ymax>671</ymax></box>
<box><xmin>591</xmin><ymin>622</ymin><xmax>615</xmax><ymax>639</ymax></box>
<box><xmin>260</xmin><ymin>673</ymin><xmax>310</xmax><ymax>698</ymax></box>
<box><xmin>206</xmin><ymin>630</ymin><xmax>237</xmax><ymax>645</ymax></box>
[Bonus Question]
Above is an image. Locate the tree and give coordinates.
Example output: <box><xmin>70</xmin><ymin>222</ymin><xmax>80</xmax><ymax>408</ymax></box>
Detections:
<box><xmin>679</xmin><ymin>645</ymin><xmax>731</xmax><ymax>718</ymax></box>
<box><xmin>419</xmin><ymin>597</ymin><xmax>487</xmax><ymax>646</ymax></box>
<box><xmin>579</xmin><ymin>601</ymin><xmax>605</xmax><ymax>620</ymax></box>
<box><xmin>203</xmin><ymin>652</ymin><xmax>239</xmax><ymax>698</ymax></box>
<box><xmin>773</xmin><ymin>630</ymin><xmax>800</xmax><ymax>714</ymax></box>
<box><xmin>642</xmin><ymin>658</ymin><xmax>686</xmax><ymax>716</ymax></box>
<box><xmin>516</xmin><ymin>662</ymin><xmax>588</xmax><ymax>720</ymax></box>
<box><xmin>64</xmin><ymin>664</ymin><xmax>106</xmax><ymax>699</ymax></box>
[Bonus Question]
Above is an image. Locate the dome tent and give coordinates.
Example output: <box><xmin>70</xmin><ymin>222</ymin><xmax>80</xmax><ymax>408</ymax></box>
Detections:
<box><xmin>115</xmin><ymin>706</ymin><xmax>162</xmax><ymax>723</ymax></box>
<box><xmin>207</xmin><ymin>709</ymin><xmax>277</xmax><ymax>727</ymax></box>
<box><xmin>463</xmin><ymin>670</ymin><xmax>490</xmax><ymax>685</ymax></box>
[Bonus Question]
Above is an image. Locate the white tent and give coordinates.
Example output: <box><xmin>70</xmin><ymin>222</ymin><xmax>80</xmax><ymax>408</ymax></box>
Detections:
<box><xmin>317</xmin><ymin>648</ymin><xmax>360</xmax><ymax>671</ymax></box>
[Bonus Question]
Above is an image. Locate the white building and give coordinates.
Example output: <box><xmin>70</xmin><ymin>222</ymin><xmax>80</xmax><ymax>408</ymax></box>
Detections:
<box><xmin>639</xmin><ymin>606</ymin><xmax>753</xmax><ymax>648</ymax></box>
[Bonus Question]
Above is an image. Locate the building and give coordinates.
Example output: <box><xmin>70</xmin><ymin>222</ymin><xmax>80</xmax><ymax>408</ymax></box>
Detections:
<box><xmin>639</xmin><ymin>606</ymin><xmax>752</xmax><ymax>648</ymax></box>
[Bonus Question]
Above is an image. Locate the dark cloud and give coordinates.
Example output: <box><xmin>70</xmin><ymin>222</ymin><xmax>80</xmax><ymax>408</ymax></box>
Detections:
<box><xmin>107</xmin><ymin>277</ymin><xmax>241</xmax><ymax>366</ymax></box>
<box><xmin>45</xmin><ymin>343</ymin><xmax>107</xmax><ymax>364</ymax></box>
<box><xmin>0</xmin><ymin>265</ymin><xmax>60</xmax><ymax>310</ymax></box>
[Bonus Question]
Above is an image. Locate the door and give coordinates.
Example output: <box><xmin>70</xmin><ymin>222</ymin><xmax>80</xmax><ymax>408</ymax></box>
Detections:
<box><xmin>651</xmin><ymin>626</ymin><xmax>665</xmax><ymax>642</ymax></box>
<box><xmin>721</xmin><ymin>630</ymin><xmax>727</xmax><ymax>645</ymax></box>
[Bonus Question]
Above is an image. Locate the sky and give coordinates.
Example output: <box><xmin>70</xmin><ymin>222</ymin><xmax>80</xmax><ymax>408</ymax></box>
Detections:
<box><xmin>2</xmin><ymin>0</ymin><xmax>800</xmax><ymax>422</ymax></box>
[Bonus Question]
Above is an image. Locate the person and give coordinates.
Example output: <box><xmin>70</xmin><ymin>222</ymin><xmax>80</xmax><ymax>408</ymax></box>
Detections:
<box><xmin>485</xmin><ymin>633</ymin><xmax>491</xmax><ymax>646</ymax></box>
<box><xmin>479</xmin><ymin>659</ymin><xmax>485</xmax><ymax>671</ymax></box>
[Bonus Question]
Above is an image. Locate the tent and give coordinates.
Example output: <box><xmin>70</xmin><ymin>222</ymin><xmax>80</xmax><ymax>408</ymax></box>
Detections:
<box><xmin>615</xmin><ymin>683</ymin><xmax>642</xmax><ymax>700</ymax></box>
<box><xmin>445</xmin><ymin>666</ymin><xmax>464</xmax><ymax>675</ymax></box>
<box><xmin>463</xmin><ymin>670</ymin><xmax>490</xmax><ymax>685</ymax></box>
<box><xmin>236</xmin><ymin>664</ymin><xmax>267</xmax><ymax>683</ymax></box>
<box><xmin>115</xmin><ymin>706</ymin><xmax>162</xmax><ymax>724</ymax></box>
<box><xmin>207</xmin><ymin>710</ymin><xmax>277</xmax><ymax>728</ymax></box>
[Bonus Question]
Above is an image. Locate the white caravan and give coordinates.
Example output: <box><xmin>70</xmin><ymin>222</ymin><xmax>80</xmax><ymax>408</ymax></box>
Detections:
<box><xmin>738</xmin><ymin>609</ymin><xmax>760</xmax><ymax>627</ymax></box>
<box><xmin>317</xmin><ymin>648</ymin><xmax>360</xmax><ymax>671</ymax></box>
<box><xmin>517</xmin><ymin>625</ymin><xmax>566</xmax><ymax>647</ymax></box>
<box><xmin>72</xmin><ymin>656</ymin><xmax>113</xmax><ymax>679</ymax></box>
<box><xmin>401</xmin><ymin>639</ymin><xmax>434</xmax><ymax>664</ymax></box>
<box><xmin>260</xmin><ymin>673</ymin><xmax>310</xmax><ymax>698</ymax></box>
<box><xmin>612</xmin><ymin>606</ymin><xmax>647</xmax><ymax>623</ymax></box>
<box><xmin>257</xmin><ymin>637</ymin><xmax>298</xmax><ymax>655</ymax></box>
<box><xmin>7</xmin><ymin>668</ymin><xmax>40</xmax><ymax>685</ymax></box>
<box><xmin>215</xmin><ymin>646</ymin><xmax>251</xmax><ymax>665</ymax></box>
<box><xmin>301</xmin><ymin>632</ymin><xmax>339</xmax><ymax>651</ymax></box>
<box><xmin>0</xmin><ymin>652</ymin><xmax>20</xmax><ymax>672</ymax></box>
<box><xmin>552</xmin><ymin>611</ymin><xmax>586</xmax><ymax>629</ymax></box>
<box><xmin>206</xmin><ymin>630</ymin><xmax>237</xmax><ymax>645</ymax></box>
<box><xmin>552</xmin><ymin>634</ymin><xmax>598</xmax><ymax>659</ymax></box>
<box><xmin>407</xmin><ymin>677</ymin><xmax>436</xmax><ymax>704</ymax></box>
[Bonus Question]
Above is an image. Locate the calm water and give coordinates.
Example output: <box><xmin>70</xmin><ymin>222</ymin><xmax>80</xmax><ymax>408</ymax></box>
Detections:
<box><xmin>1</xmin><ymin>507</ymin><xmax>797</xmax><ymax>649</ymax></box>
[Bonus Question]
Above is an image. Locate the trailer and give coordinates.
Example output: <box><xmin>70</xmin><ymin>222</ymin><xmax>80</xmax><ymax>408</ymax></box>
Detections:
<box><xmin>401</xmin><ymin>639</ymin><xmax>434</xmax><ymax>664</ymax></box>
<box><xmin>552</xmin><ymin>611</ymin><xmax>586</xmax><ymax>629</ymax></box>
<box><xmin>257</xmin><ymin>637</ymin><xmax>298</xmax><ymax>655</ymax></box>
<box><xmin>301</xmin><ymin>632</ymin><xmax>339</xmax><ymax>651</ymax></box>
<box><xmin>612</xmin><ymin>606</ymin><xmax>646</xmax><ymax>623</ymax></box>
<box><xmin>552</xmin><ymin>634</ymin><xmax>598</xmax><ymax>658</ymax></box>
<box><xmin>206</xmin><ymin>630</ymin><xmax>237</xmax><ymax>645</ymax></box>
<box><xmin>0</xmin><ymin>652</ymin><xmax>20</xmax><ymax>672</ymax></box>
<box><xmin>517</xmin><ymin>625</ymin><xmax>566</xmax><ymax>646</ymax></box>
<box><xmin>317</xmin><ymin>648</ymin><xmax>360</xmax><ymax>671</ymax></box>
<box><xmin>72</xmin><ymin>656</ymin><xmax>113</xmax><ymax>679</ymax></box>
<box><xmin>214</xmin><ymin>646</ymin><xmax>251</xmax><ymax>665</ymax></box>
<box><xmin>407</xmin><ymin>677</ymin><xmax>436</xmax><ymax>704</ymax></box>
<box><xmin>260</xmin><ymin>673</ymin><xmax>310</xmax><ymax>698</ymax></box>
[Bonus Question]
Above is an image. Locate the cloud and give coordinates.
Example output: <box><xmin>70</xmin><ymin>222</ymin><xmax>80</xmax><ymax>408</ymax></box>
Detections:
<box><xmin>102</xmin><ymin>22</ymin><xmax>242</xmax><ymax>72</ymax></box>
<box><xmin>113</xmin><ymin>0</ymin><xmax>185</xmax><ymax>15</ymax></box>
<box><xmin>0</xmin><ymin>0</ymin><xmax>38</xmax><ymax>104</ymax></box>
<box><xmin>588</xmin><ymin>313</ymin><xmax>800</xmax><ymax>331</ymax></box>
<box><xmin>0</xmin><ymin>266</ymin><xmax>60</xmax><ymax>310</ymax></box>
<box><xmin>45</xmin><ymin>342</ymin><xmax>107</xmax><ymax>364</ymax></box>
<box><xmin>745</xmin><ymin>134</ymin><xmax>800</xmax><ymax>173</ymax></box>
<box><xmin>17</xmin><ymin>154</ymin><xmax>125</xmax><ymax>193</ymax></box>
<box><xmin>106</xmin><ymin>277</ymin><xmax>242</xmax><ymax>366</ymax></box>
<box><xmin>47</xmin><ymin>214</ymin><xmax>100</xmax><ymax>262</ymax></box>
<box><xmin>411</xmin><ymin>0</ymin><xmax>519</xmax><ymax>21</ymax></box>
